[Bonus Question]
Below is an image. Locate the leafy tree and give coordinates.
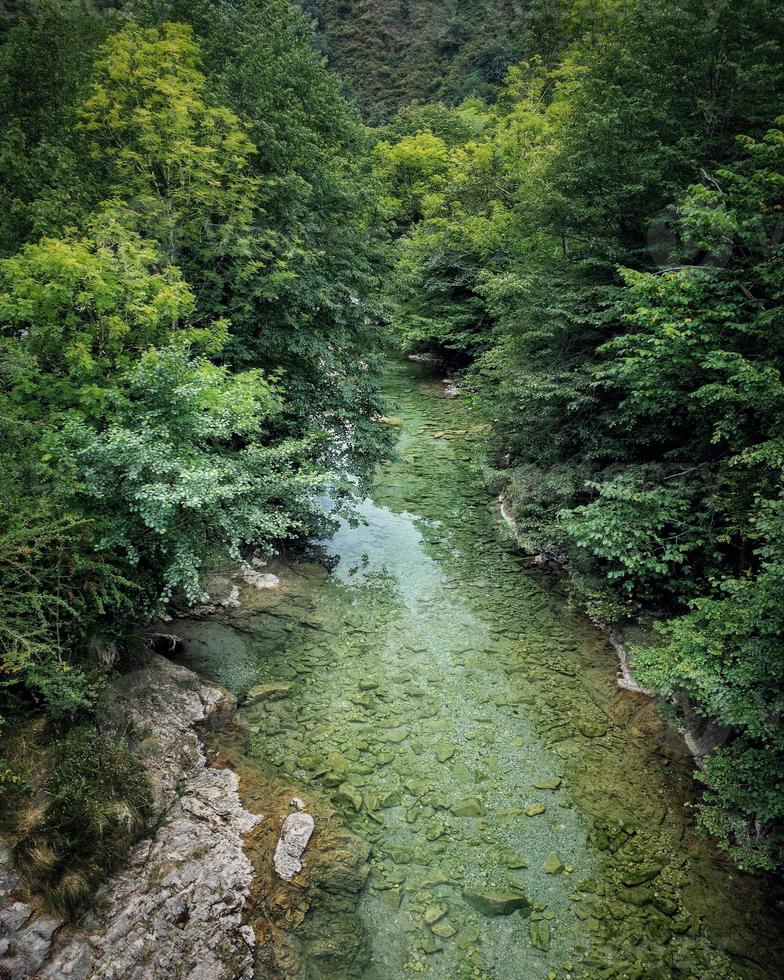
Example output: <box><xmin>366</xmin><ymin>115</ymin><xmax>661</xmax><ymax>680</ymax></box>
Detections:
<box><xmin>60</xmin><ymin>344</ymin><xmax>328</xmax><ymax>603</ymax></box>
<box><xmin>373</xmin><ymin>131</ymin><xmax>451</xmax><ymax>223</ymax></box>
<box><xmin>634</xmin><ymin>497</ymin><xmax>784</xmax><ymax>871</ymax></box>
<box><xmin>0</xmin><ymin>207</ymin><xmax>200</xmax><ymax>419</ymax></box>
<box><xmin>78</xmin><ymin>21</ymin><xmax>259</xmax><ymax>303</ymax></box>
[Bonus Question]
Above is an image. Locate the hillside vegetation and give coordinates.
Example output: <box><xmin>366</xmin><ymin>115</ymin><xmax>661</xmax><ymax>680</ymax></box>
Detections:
<box><xmin>301</xmin><ymin>0</ymin><xmax>555</xmax><ymax>122</ymax></box>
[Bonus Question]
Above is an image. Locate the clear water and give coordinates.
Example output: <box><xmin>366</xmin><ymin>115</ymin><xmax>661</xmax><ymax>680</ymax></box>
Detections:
<box><xmin>174</xmin><ymin>358</ymin><xmax>784</xmax><ymax>979</ymax></box>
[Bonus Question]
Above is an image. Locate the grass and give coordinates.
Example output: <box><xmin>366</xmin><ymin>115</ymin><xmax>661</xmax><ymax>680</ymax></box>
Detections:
<box><xmin>1</xmin><ymin>719</ymin><xmax>152</xmax><ymax>915</ymax></box>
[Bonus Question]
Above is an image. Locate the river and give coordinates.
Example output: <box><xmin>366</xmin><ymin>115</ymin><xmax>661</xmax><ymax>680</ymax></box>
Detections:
<box><xmin>173</xmin><ymin>357</ymin><xmax>783</xmax><ymax>979</ymax></box>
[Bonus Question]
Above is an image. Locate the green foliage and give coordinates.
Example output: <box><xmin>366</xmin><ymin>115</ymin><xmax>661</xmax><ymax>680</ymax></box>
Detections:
<box><xmin>79</xmin><ymin>21</ymin><xmax>259</xmax><ymax>281</ymax></box>
<box><xmin>0</xmin><ymin>209</ymin><xmax>199</xmax><ymax>418</ymax></box>
<box><xmin>301</xmin><ymin>0</ymin><xmax>624</xmax><ymax>123</ymax></box>
<box><xmin>561</xmin><ymin>474</ymin><xmax>713</xmax><ymax>605</ymax></box>
<box><xmin>10</xmin><ymin>723</ymin><xmax>152</xmax><ymax>913</ymax></box>
<box><xmin>373</xmin><ymin>131</ymin><xmax>451</xmax><ymax>224</ymax></box>
<box><xmin>61</xmin><ymin>344</ymin><xmax>327</xmax><ymax>603</ymax></box>
<box><xmin>162</xmin><ymin>0</ymin><xmax>391</xmax><ymax>481</ymax></box>
<box><xmin>0</xmin><ymin>495</ymin><xmax>124</xmax><ymax>720</ymax></box>
<box><xmin>634</xmin><ymin>498</ymin><xmax>784</xmax><ymax>870</ymax></box>
<box><xmin>0</xmin><ymin>0</ymin><xmax>387</xmax><ymax>773</ymax></box>
<box><xmin>0</xmin><ymin>0</ymin><xmax>119</xmax><ymax>253</ymax></box>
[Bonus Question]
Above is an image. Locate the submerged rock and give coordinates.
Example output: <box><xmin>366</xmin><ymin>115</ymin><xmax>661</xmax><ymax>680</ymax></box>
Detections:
<box><xmin>530</xmin><ymin>920</ymin><xmax>551</xmax><ymax>951</ymax></box>
<box><xmin>543</xmin><ymin>852</ymin><xmax>565</xmax><ymax>875</ymax></box>
<box><xmin>431</xmin><ymin>919</ymin><xmax>457</xmax><ymax>938</ymax></box>
<box><xmin>335</xmin><ymin>783</ymin><xmax>363</xmax><ymax>812</ymax></box>
<box><xmin>238</xmin><ymin>569</ymin><xmax>281</xmax><ymax>590</ymax></box>
<box><xmin>451</xmin><ymin>798</ymin><xmax>484</xmax><ymax>817</ymax></box>
<box><xmin>424</xmin><ymin>905</ymin><xmax>448</xmax><ymax>925</ymax></box>
<box><xmin>245</xmin><ymin>681</ymin><xmax>293</xmax><ymax>703</ymax></box>
<box><xmin>463</xmin><ymin>888</ymin><xmax>532</xmax><ymax>917</ymax></box>
<box><xmin>435</xmin><ymin>742</ymin><xmax>455</xmax><ymax>762</ymax></box>
<box><xmin>533</xmin><ymin>777</ymin><xmax>562</xmax><ymax>790</ymax></box>
<box><xmin>274</xmin><ymin>811</ymin><xmax>316</xmax><ymax>880</ymax></box>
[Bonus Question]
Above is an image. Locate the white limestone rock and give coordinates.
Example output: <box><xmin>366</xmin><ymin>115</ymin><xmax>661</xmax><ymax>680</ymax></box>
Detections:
<box><xmin>37</xmin><ymin>656</ymin><xmax>261</xmax><ymax>980</ymax></box>
<box><xmin>274</xmin><ymin>812</ymin><xmax>315</xmax><ymax>880</ymax></box>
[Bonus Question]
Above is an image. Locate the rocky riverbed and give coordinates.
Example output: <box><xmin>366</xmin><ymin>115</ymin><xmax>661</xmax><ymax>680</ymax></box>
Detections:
<box><xmin>169</xmin><ymin>358</ymin><xmax>784</xmax><ymax>979</ymax></box>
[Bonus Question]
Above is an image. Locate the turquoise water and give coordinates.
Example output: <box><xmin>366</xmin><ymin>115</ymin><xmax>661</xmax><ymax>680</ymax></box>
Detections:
<box><xmin>175</xmin><ymin>358</ymin><xmax>784</xmax><ymax>979</ymax></box>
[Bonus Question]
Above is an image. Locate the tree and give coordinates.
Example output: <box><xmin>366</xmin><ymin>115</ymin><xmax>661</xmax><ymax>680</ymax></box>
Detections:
<box><xmin>0</xmin><ymin>207</ymin><xmax>199</xmax><ymax>419</ymax></box>
<box><xmin>60</xmin><ymin>344</ymin><xmax>328</xmax><ymax>603</ymax></box>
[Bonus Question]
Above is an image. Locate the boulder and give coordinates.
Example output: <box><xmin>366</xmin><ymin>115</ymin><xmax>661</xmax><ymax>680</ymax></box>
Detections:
<box><xmin>274</xmin><ymin>812</ymin><xmax>316</xmax><ymax>880</ymax></box>
<box><xmin>463</xmin><ymin>888</ymin><xmax>532</xmax><ymax>917</ymax></box>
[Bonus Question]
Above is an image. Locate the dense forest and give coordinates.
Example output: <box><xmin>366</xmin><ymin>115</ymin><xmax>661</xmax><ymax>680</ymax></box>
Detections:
<box><xmin>300</xmin><ymin>0</ymin><xmax>629</xmax><ymax>123</ymax></box>
<box><xmin>0</xmin><ymin>0</ymin><xmax>782</xmax><ymax>934</ymax></box>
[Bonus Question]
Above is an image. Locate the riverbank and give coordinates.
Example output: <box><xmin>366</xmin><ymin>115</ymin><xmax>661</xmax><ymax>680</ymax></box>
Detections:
<box><xmin>0</xmin><ymin>655</ymin><xmax>259</xmax><ymax>980</ymax></box>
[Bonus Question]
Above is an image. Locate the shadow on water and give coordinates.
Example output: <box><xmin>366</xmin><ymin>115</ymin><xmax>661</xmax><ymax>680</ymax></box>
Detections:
<box><xmin>174</xmin><ymin>357</ymin><xmax>784</xmax><ymax>979</ymax></box>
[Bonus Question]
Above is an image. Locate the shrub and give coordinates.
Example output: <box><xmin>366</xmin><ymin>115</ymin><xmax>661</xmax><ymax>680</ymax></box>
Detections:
<box><xmin>11</xmin><ymin>723</ymin><xmax>152</xmax><ymax>913</ymax></box>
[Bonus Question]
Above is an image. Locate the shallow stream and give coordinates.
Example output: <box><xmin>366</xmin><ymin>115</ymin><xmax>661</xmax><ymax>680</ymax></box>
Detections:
<box><xmin>175</xmin><ymin>358</ymin><xmax>783</xmax><ymax>979</ymax></box>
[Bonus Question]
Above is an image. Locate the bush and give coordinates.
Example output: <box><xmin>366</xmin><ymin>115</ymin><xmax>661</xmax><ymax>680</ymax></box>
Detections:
<box><xmin>634</xmin><ymin>496</ymin><xmax>784</xmax><ymax>870</ymax></box>
<box><xmin>11</xmin><ymin>723</ymin><xmax>152</xmax><ymax>913</ymax></box>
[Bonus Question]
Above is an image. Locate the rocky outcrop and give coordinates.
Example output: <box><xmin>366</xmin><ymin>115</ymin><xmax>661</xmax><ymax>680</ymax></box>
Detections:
<box><xmin>182</xmin><ymin>564</ymin><xmax>281</xmax><ymax>617</ymax></box>
<box><xmin>0</xmin><ymin>855</ymin><xmax>64</xmax><ymax>980</ymax></box>
<box><xmin>18</xmin><ymin>655</ymin><xmax>261</xmax><ymax>980</ymax></box>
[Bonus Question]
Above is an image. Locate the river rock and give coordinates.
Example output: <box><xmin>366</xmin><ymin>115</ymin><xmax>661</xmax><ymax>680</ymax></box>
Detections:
<box><xmin>533</xmin><ymin>777</ymin><xmax>562</xmax><ymax>790</ymax></box>
<box><xmin>543</xmin><ymin>852</ymin><xmax>565</xmax><ymax>875</ymax></box>
<box><xmin>451</xmin><ymin>798</ymin><xmax>484</xmax><ymax>817</ymax></box>
<box><xmin>620</xmin><ymin>885</ymin><xmax>652</xmax><ymax>907</ymax></box>
<box><xmin>238</xmin><ymin>569</ymin><xmax>280</xmax><ymax>590</ymax></box>
<box><xmin>463</xmin><ymin>888</ymin><xmax>532</xmax><ymax>917</ymax></box>
<box><xmin>530</xmin><ymin>920</ymin><xmax>551</xmax><ymax>951</ymax></box>
<box><xmin>335</xmin><ymin>783</ymin><xmax>363</xmax><ymax>812</ymax></box>
<box><xmin>435</xmin><ymin>742</ymin><xmax>455</xmax><ymax>762</ymax></box>
<box><xmin>431</xmin><ymin>919</ymin><xmax>457</xmax><ymax>938</ymax></box>
<box><xmin>245</xmin><ymin>682</ymin><xmax>294</xmax><ymax>703</ymax></box>
<box><xmin>39</xmin><ymin>654</ymin><xmax>261</xmax><ymax>980</ymax></box>
<box><xmin>424</xmin><ymin>905</ymin><xmax>448</xmax><ymax>925</ymax></box>
<box><xmin>622</xmin><ymin>864</ymin><xmax>662</xmax><ymax>886</ymax></box>
<box><xmin>274</xmin><ymin>812</ymin><xmax>316</xmax><ymax>880</ymax></box>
